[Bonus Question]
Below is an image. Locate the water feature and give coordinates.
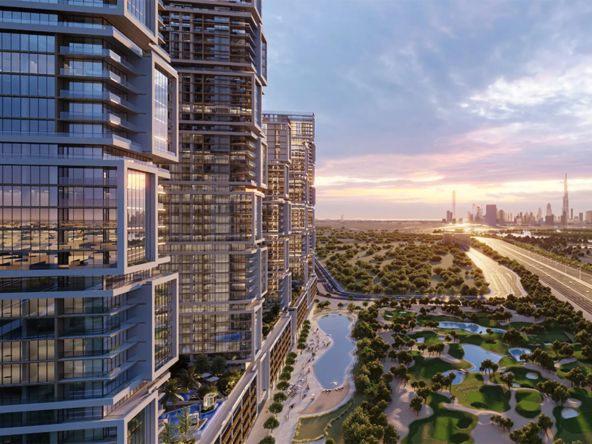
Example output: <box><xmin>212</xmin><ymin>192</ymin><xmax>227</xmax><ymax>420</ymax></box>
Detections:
<box><xmin>462</xmin><ymin>344</ymin><xmax>504</xmax><ymax>372</ymax></box>
<box><xmin>561</xmin><ymin>408</ymin><xmax>579</xmax><ymax>419</ymax></box>
<box><xmin>442</xmin><ymin>370</ymin><xmax>465</xmax><ymax>385</ymax></box>
<box><xmin>438</xmin><ymin>321</ymin><xmax>505</xmax><ymax>335</ymax></box>
<box><xmin>509</xmin><ymin>348</ymin><xmax>532</xmax><ymax>361</ymax></box>
<box><xmin>512</xmin><ymin>383</ymin><xmax>520</xmax><ymax>388</ymax></box>
<box><xmin>314</xmin><ymin>314</ymin><xmax>355</xmax><ymax>389</ymax></box>
<box><xmin>526</xmin><ymin>372</ymin><xmax>539</xmax><ymax>380</ymax></box>
<box><xmin>416</xmin><ymin>337</ymin><xmax>425</xmax><ymax>343</ymax></box>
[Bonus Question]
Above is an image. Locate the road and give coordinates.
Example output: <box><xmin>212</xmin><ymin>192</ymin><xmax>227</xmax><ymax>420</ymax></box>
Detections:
<box><xmin>479</xmin><ymin>237</ymin><xmax>592</xmax><ymax>317</ymax></box>
<box><xmin>466</xmin><ymin>248</ymin><xmax>526</xmax><ymax>297</ymax></box>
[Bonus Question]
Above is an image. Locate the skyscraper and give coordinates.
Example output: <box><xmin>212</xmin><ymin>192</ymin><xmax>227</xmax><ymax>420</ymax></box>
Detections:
<box><xmin>159</xmin><ymin>0</ymin><xmax>268</xmax><ymax>365</ymax></box>
<box><xmin>546</xmin><ymin>203</ymin><xmax>553</xmax><ymax>216</ymax></box>
<box><xmin>485</xmin><ymin>205</ymin><xmax>497</xmax><ymax>227</ymax></box>
<box><xmin>0</xmin><ymin>2</ymin><xmax>180</xmax><ymax>442</ymax></box>
<box><xmin>562</xmin><ymin>173</ymin><xmax>569</xmax><ymax>224</ymax></box>
<box><xmin>452</xmin><ymin>190</ymin><xmax>456</xmax><ymax>221</ymax></box>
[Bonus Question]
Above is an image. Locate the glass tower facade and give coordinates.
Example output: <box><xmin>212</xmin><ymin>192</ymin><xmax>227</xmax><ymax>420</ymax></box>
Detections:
<box><xmin>159</xmin><ymin>0</ymin><xmax>267</xmax><ymax>365</ymax></box>
<box><xmin>0</xmin><ymin>0</ymin><xmax>179</xmax><ymax>443</ymax></box>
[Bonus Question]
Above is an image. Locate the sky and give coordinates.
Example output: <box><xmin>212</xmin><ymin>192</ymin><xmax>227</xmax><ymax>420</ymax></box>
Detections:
<box><xmin>263</xmin><ymin>0</ymin><xmax>592</xmax><ymax>220</ymax></box>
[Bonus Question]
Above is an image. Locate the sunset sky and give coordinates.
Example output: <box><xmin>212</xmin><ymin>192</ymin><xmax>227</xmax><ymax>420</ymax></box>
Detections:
<box><xmin>264</xmin><ymin>0</ymin><xmax>592</xmax><ymax>219</ymax></box>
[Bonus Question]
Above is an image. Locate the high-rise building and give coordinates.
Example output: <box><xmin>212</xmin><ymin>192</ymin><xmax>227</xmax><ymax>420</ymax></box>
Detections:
<box><xmin>452</xmin><ymin>190</ymin><xmax>456</xmax><ymax>221</ymax></box>
<box><xmin>562</xmin><ymin>174</ymin><xmax>569</xmax><ymax>224</ymax></box>
<box><xmin>446</xmin><ymin>210</ymin><xmax>453</xmax><ymax>223</ymax></box>
<box><xmin>485</xmin><ymin>205</ymin><xmax>497</xmax><ymax>227</ymax></box>
<box><xmin>159</xmin><ymin>0</ymin><xmax>268</xmax><ymax>365</ymax></box>
<box><xmin>0</xmin><ymin>2</ymin><xmax>180</xmax><ymax>442</ymax></box>
<box><xmin>586</xmin><ymin>211</ymin><xmax>592</xmax><ymax>224</ymax></box>
<box><xmin>546</xmin><ymin>203</ymin><xmax>553</xmax><ymax>217</ymax></box>
<box><xmin>580</xmin><ymin>212</ymin><xmax>584</xmax><ymax>222</ymax></box>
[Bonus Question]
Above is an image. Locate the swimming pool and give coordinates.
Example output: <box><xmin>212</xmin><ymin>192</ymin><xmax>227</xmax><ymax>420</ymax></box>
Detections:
<box><xmin>314</xmin><ymin>314</ymin><xmax>355</xmax><ymax>389</ymax></box>
<box><xmin>462</xmin><ymin>344</ymin><xmax>504</xmax><ymax>372</ymax></box>
<box><xmin>437</xmin><ymin>321</ymin><xmax>505</xmax><ymax>335</ymax></box>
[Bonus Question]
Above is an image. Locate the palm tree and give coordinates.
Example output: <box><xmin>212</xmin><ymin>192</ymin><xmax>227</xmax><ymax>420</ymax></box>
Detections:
<box><xmin>160</xmin><ymin>378</ymin><xmax>186</xmax><ymax>411</ymax></box>
<box><xmin>179</xmin><ymin>366</ymin><xmax>202</xmax><ymax>398</ymax></box>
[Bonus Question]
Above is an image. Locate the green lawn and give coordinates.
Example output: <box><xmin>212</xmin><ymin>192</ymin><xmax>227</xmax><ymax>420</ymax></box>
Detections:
<box><xmin>383</xmin><ymin>308</ymin><xmax>414</xmax><ymax>321</ymax></box>
<box><xmin>490</xmin><ymin>367</ymin><xmax>546</xmax><ymax>389</ymax></box>
<box><xmin>515</xmin><ymin>390</ymin><xmax>543</xmax><ymax>418</ymax></box>
<box><xmin>498</xmin><ymin>357</ymin><xmax>517</xmax><ymax>368</ymax></box>
<box><xmin>448</xmin><ymin>343</ymin><xmax>465</xmax><ymax>360</ymax></box>
<box><xmin>557</xmin><ymin>358</ymin><xmax>592</xmax><ymax>379</ymax></box>
<box><xmin>403</xmin><ymin>393</ymin><xmax>478</xmax><ymax>444</ymax></box>
<box><xmin>553</xmin><ymin>388</ymin><xmax>592</xmax><ymax>444</ymax></box>
<box><xmin>409</xmin><ymin>354</ymin><xmax>472</xmax><ymax>381</ymax></box>
<box><xmin>456</xmin><ymin>332</ymin><xmax>510</xmax><ymax>354</ymax></box>
<box><xmin>406</xmin><ymin>331</ymin><xmax>444</xmax><ymax>344</ymax></box>
<box><xmin>452</xmin><ymin>373</ymin><xmax>511</xmax><ymax>412</ymax></box>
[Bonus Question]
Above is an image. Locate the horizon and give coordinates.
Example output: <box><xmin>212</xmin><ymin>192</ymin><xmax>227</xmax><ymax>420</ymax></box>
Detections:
<box><xmin>265</xmin><ymin>0</ymin><xmax>592</xmax><ymax>220</ymax></box>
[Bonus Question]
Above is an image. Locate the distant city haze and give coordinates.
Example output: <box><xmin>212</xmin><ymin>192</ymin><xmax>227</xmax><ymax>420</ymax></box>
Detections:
<box><xmin>265</xmin><ymin>0</ymin><xmax>592</xmax><ymax>219</ymax></box>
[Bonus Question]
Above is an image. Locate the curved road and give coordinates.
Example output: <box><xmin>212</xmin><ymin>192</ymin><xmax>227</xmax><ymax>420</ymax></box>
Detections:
<box><xmin>466</xmin><ymin>248</ymin><xmax>526</xmax><ymax>297</ymax></box>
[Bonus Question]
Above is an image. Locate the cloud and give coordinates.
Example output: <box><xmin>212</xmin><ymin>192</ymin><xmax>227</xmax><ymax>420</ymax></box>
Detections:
<box><xmin>264</xmin><ymin>0</ymin><xmax>592</xmax><ymax>218</ymax></box>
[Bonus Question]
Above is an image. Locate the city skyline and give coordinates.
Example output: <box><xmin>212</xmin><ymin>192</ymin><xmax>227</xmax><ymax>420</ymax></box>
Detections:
<box><xmin>264</xmin><ymin>0</ymin><xmax>592</xmax><ymax>219</ymax></box>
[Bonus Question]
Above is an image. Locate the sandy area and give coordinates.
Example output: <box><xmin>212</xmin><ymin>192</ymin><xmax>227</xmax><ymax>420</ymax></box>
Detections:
<box><xmin>385</xmin><ymin>379</ymin><xmax>434</xmax><ymax>437</ymax></box>
<box><xmin>300</xmin><ymin>380</ymin><xmax>351</xmax><ymax>414</ymax></box>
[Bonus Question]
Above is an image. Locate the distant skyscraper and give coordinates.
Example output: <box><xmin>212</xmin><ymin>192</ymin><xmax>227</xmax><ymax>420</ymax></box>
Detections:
<box><xmin>586</xmin><ymin>211</ymin><xmax>592</xmax><ymax>224</ymax></box>
<box><xmin>537</xmin><ymin>208</ymin><xmax>543</xmax><ymax>222</ymax></box>
<box><xmin>546</xmin><ymin>203</ymin><xmax>553</xmax><ymax>217</ymax></box>
<box><xmin>562</xmin><ymin>174</ymin><xmax>569</xmax><ymax>224</ymax></box>
<box><xmin>485</xmin><ymin>205</ymin><xmax>497</xmax><ymax>226</ymax></box>
<box><xmin>579</xmin><ymin>212</ymin><xmax>584</xmax><ymax>222</ymax></box>
<box><xmin>452</xmin><ymin>190</ymin><xmax>456</xmax><ymax>221</ymax></box>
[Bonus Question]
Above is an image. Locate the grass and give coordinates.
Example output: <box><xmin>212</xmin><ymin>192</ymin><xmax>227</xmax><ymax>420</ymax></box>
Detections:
<box><xmin>406</xmin><ymin>331</ymin><xmax>445</xmax><ymax>344</ymax></box>
<box><xmin>383</xmin><ymin>308</ymin><xmax>413</xmax><ymax>321</ymax></box>
<box><xmin>515</xmin><ymin>390</ymin><xmax>543</xmax><ymax>418</ymax></box>
<box><xmin>409</xmin><ymin>354</ymin><xmax>472</xmax><ymax>381</ymax></box>
<box><xmin>419</xmin><ymin>315</ymin><xmax>465</xmax><ymax>325</ymax></box>
<box><xmin>557</xmin><ymin>358</ymin><xmax>592</xmax><ymax>379</ymax></box>
<box><xmin>553</xmin><ymin>388</ymin><xmax>592</xmax><ymax>444</ymax></box>
<box><xmin>490</xmin><ymin>367</ymin><xmax>546</xmax><ymax>389</ymax></box>
<box><xmin>293</xmin><ymin>393</ymin><xmax>364</xmax><ymax>443</ymax></box>
<box><xmin>403</xmin><ymin>392</ymin><xmax>478</xmax><ymax>444</ymax></box>
<box><xmin>451</xmin><ymin>373</ymin><xmax>511</xmax><ymax>412</ymax></box>
<box><xmin>448</xmin><ymin>343</ymin><xmax>465</xmax><ymax>360</ymax></box>
<box><xmin>456</xmin><ymin>332</ymin><xmax>510</xmax><ymax>354</ymax></box>
<box><xmin>498</xmin><ymin>357</ymin><xmax>518</xmax><ymax>368</ymax></box>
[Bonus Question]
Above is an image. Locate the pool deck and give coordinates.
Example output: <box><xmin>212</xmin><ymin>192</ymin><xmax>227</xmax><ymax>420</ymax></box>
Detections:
<box><xmin>245</xmin><ymin>309</ymin><xmax>357</xmax><ymax>444</ymax></box>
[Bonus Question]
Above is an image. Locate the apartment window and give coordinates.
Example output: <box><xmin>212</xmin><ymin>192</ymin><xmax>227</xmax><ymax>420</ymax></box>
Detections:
<box><xmin>154</xmin><ymin>69</ymin><xmax>170</xmax><ymax>153</ymax></box>
<box><xmin>127</xmin><ymin>170</ymin><xmax>148</xmax><ymax>266</ymax></box>
<box><xmin>127</xmin><ymin>408</ymin><xmax>146</xmax><ymax>444</ymax></box>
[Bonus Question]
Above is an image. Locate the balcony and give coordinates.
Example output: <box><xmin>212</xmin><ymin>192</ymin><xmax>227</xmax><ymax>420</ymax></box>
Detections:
<box><xmin>59</xmin><ymin>90</ymin><xmax>138</xmax><ymax>113</ymax></box>
<box><xmin>59</xmin><ymin>68</ymin><xmax>138</xmax><ymax>94</ymax></box>
<box><xmin>59</xmin><ymin>47</ymin><xmax>136</xmax><ymax>73</ymax></box>
<box><xmin>59</xmin><ymin>112</ymin><xmax>139</xmax><ymax>132</ymax></box>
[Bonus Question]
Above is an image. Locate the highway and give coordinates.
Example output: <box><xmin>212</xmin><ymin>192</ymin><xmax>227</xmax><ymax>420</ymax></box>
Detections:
<box><xmin>466</xmin><ymin>248</ymin><xmax>526</xmax><ymax>297</ymax></box>
<box><xmin>479</xmin><ymin>237</ymin><xmax>592</xmax><ymax>316</ymax></box>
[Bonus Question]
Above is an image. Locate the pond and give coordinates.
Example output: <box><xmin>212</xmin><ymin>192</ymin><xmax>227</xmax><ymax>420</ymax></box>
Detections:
<box><xmin>438</xmin><ymin>321</ymin><xmax>505</xmax><ymax>335</ymax></box>
<box><xmin>462</xmin><ymin>344</ymin><xmax>504</xmax><ymax>372</ymax></box>
<box><xmin>561</xmin><ymin>408</ymin><xmax>579</xmax><ymax>419</ymax></box>
<box><xmin>442</xmin><ymin>370</ymin><xmax>465</xmax><ymax>385</ymax></box>
<box><xmin>509</xmin><ymin>348</ymin><xmax>532</xmax><ymax>361</ymax></box>
<box><xmin>314</xmin><ymin>314</ymin><xmax>355</xmax><ymax>389</ymax></box>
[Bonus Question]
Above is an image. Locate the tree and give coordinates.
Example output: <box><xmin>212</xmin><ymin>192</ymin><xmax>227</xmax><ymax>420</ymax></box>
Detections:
<box><xmin>258</xmin><ymin>437</ymin><xmax>276</xmax><ymax>444</ymax></box>
<box><xmin>537</xmin><ymin>414</ymin><xmax>553</xmax><ymax>435</ymax></box>
<box><xmin>500</xmin><ymin>372</ymin><xmax>515</xmax><ymax>389</ymax></box>
<box><xmin>194</xmin><ymin>354</ymin><xmax>210</xmax><ymax>374</ymax></box>
<box><xmin>160</xmin><ymin>421</ymin><xmax>178</xmax><ymax>444</ymax></box>
<box><xmin>383</xmin><ymin>424</ymin><xmax>400</xmax><ymax>444</ymax></box>
<box><xmin>273</xmin><ymin>392</ymin><xmax>287</xmax><ymax>403</ymax></box>
<box><xmin>342</xmin><ymin>406</ymin><xmax>384</xmax><ymax>444</ymax></box>
<box><xmin>502</xmin><ymin>328</ymin><xmax>526</xmax><ymax>347</ymax></box>
<box><xmin>551</xmin><ymin>340</ymin><xmax>563</xmax><ymax>357</ymax></box>
<box><xmin>178</xmin><ymin>366</ymin><xmax>202</xmax><ymax>396</ymax></box>
<box><xmin>159</xmin><ymin>378</ymin><xmax>185</xmax><ymax>410</ymax></box>
<box><xmin>269</xmin><ymin>402</ymin><xmax>283</xmax><ymax>414</ymax></box>
<box><xmin>210</xmin><ymin>355</ymin><xmax>227</xmax><ymax>375</ymax></box>
<box><xmin>325</xmin><ymin>439</ymin><xmax>335</xmax><ymax>444</ymax></box>
<box><xmin>410</xmin><ymin>396</ymin><xmax>424</xmax><ymax>416</ymax></box>
<box><xmin>347</xmin><ymin>303</ymin><xmax>357</xmax><ymax>313</ymax></box>
<box><xmin>276</xmin><ymin>381</ymin><xmax>289</xmax><ymax>391</ymax></box>
<box><xmin>509</xmin><ymin>422</ymin><xmax>542</xmax><ymax>444</ymax></box>
<box><xmin>559</xmin><ymin>344</ymin><xmax>574</xmax><ymax>359</ymax></box>
<box><xmin>263</xmin><ymin>416</ymin><xmax>280</xmax><ymax>435</ymax></box>
<box><xmin>552</xmin><ymin>385</ymin><xmax>569</xmax><ymax>405</ymax></box>
<box><xmin>486</xmin><ymin>328</ymin><xmax>494</xmax><ymax>339</ymax></box>
<box><xmin>176</xmin><ymin>406</ymin><xmax>200</xmax><ymax>444</ymax></box>
<box><xmin>565</xmin><ymin>368</ymin><xmax>585</xmax><ymax>388</ymax></box>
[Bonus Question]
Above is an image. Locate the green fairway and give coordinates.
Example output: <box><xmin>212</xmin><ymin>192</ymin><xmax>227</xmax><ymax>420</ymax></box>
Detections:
<box><xmin>490</xmin><ymin>366</ymin><xmax>546</xmax><ymax>389</ymax></box>
<box><xmin>404</xmin><ymin>330</ymin><xmax>444</xmax><ymax>344</ymax></box>
<box><xmin>498</xmin><ymin>357</ymin><xmax>518</xmax><ymax>368</ymax></box>
<box><xmin>403</xmin><ymin>393</ymin><xmax>478</xmax><ymax>444</ymax></box>
<box><xmin>409</xmin><ymin>355</ymin><xmax>471</xmax><ymax>381</ymax></box>
<box><xmin>557</xmin><ymin>358</ymin><xmax>592</xmax><ymax>379</ymax></box>
<box><xmin>553</xmin><ymin>388</ymin><xmax>592</xmax><ymax>444</ymax></box>
<box><xmin>456</xmin><ymin>332</ymin><xmax>509</xmax><ymax>354</ymax></box>
<box><xmin>452</xmin><ymin>373</ymin><xmax>511</xmax><ymax>412</ymax></box>
<box><xmin>448</xmin><ymin>343</ymin><xmax>465</xmax><ymax>360</ymax></box>
<box><xmin>383</xmin><ymin>308</ymin><xmax>414</xmax><ymax>321</ymax></box>
<box><xmin>515</xmin><ymin>390</ymin><xmax>542</xmax><ymax>418</ymax></box>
